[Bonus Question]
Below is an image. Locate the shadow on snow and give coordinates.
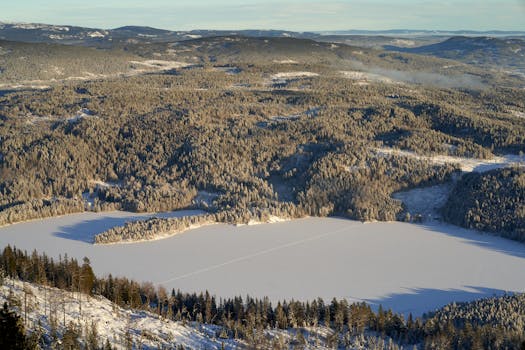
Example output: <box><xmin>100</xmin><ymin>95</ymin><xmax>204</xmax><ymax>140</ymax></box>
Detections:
<box><xmin>419</xmin><ymin>221</ymin><xmax>525</xmax><ymax>259</ymax></box>
<box><xmin>365</xmin><ymin>285</ymin><xmax>509</xmax><ymax>318</ymax></box>
<box><xmin>54</xmin><ymin>210</ymin><xmax>201</xmax><ymax>243</ymax></box>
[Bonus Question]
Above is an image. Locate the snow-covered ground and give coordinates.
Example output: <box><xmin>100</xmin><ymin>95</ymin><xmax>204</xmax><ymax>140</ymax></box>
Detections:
<box><xmin>390</xmin><ymin>39</ymin><xmax>416</xmax><ymax>47</ymax></box>
<box><xmin>1</xmin><ymin>214</ymin><xmax>525</xmax><ymax>317</ymax></box>
<box><xmin>511</xmin><ymin>110</ymin><xmax>525</xmax><ymax>119</ymax></box>
<box><xmin>129</xmin><ymin>60</ymin><xmax>191</xmax><ymax>73</ymax></box>
<box><xmin>0</xmin><ymin>279</ymin><xmax>241</xmax><ymax>350</ymax></box>
<box><xmin>269</xmin><ymin>71</ymin><xmax>319</xmax><ymax>87</ymax></box>
<box><xmin>375</xmin><ymin>147</ymin><xmax>525</xmax><ymax>172</ymax></box>
<box><xmin>273</xmin><ymin>59</ymin><xmax>299</xmax><ymax>64</ymax></box>
<box><xmin>340</xmin><ymin>71</ymin><xmax>396</xmax><ymax>85</ymax></box>
<box><xmin>393</xmin><ymin>183</ymin><xmax>454</xmax><ymax>222</ymax></box>
<box><xmin>271</xmin><ymin>72</ymin><xmax>319</xmax><ymax>79</ymax></box>
<box><xmin>67</xmin><ymin>108</ymin><xmax>96</xmax><ymax>123</ymax></box>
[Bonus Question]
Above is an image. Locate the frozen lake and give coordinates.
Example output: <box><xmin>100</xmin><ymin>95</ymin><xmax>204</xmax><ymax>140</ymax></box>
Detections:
<box><xmin>1</xmin><ymin>211</ymin><xmax>525</xmax><ymax>316</ymax></box>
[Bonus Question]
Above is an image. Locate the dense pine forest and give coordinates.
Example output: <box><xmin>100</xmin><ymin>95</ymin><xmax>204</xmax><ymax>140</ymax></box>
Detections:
<box><xmin>0</xmin><ymin>36</ymin><xmax>524</xmax><ymax>242</ymax></box>
<box><xmin>442</xmin><ymin>167</ymin><xmax>525</xmax><ymax>241</ymax></box>
<box><xmin>1</xmin><ymin>246</ymin><xmax>525</xmax><ymax>349</ymax></box>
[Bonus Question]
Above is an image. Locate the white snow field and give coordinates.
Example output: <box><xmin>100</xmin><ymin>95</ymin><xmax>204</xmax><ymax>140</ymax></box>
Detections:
<box><xmin>1</xmin><ymin>212</ymin><xmax>525</xmax><ymax>317</ymax></box>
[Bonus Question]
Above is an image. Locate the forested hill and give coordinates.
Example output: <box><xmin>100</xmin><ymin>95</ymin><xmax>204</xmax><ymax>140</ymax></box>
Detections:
<box><xmin>0</xmin><ymin>35</ymin><xmax>524</xmax><ymax>241</ymax></box>
<box><xmin>442</xmin><ymin>167</ymin><xmax>525</xmax><ymax>241</ymax></box>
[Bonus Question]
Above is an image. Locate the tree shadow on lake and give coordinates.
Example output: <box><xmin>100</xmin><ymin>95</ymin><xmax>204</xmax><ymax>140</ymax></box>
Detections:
<box><xmin>53</xmin><ymin>210</ymin><xmax>203</xmax><ymax>244</ymax></box>
<box><xmin>365</xmin><ymin>285</ymin><xmax>508</xmax><ymax>318</ymax></box>
<box><xmin>417</xmin><ymin>221</ymin><xmax>525</xmax><ymax>260</ymax></box>
<box><xmin>54</xmin><ymin>215</ymin><xmax>151</xmax><ymax>243</ymax></box>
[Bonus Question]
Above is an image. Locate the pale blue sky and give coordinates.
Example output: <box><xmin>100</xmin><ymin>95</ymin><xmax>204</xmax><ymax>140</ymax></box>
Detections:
<box><xmin>2</xmin><ymin>0</ymin><xmax>525</xmax><ymax>31</ymax></box>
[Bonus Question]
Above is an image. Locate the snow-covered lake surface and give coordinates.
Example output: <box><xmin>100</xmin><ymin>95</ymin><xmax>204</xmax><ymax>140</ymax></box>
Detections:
<box><xmin>1</xmin><ymin>211</ymin><xmax>525</xmax><ymax>317</ymax></box>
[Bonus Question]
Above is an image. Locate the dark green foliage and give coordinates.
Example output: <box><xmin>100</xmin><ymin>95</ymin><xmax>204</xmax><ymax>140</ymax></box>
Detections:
<box><xmin>62</xmin><ymin>322</ymin><xmax>81</xmax><ymax>350</ymax></box>
<box><xmin>442</xmin><ymin>167</ymin><xmax>525</xmax><ymax>241</ymax></box>
<box><xmin>0</xmin><ymin>198</ymin><xmax>84</xmax><ymax>226</ymax></box>
<box><xmin>0</xmin><ymin>302</ymin><xmax>27</xmax><ymax>350</ymax></box>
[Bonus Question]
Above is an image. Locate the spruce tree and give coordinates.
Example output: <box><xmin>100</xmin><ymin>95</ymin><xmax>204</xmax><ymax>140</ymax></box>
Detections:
<box><xmin>0</xmin><ymin>302</ymin><xmax>27</xmax><ymax>350</ymax></box>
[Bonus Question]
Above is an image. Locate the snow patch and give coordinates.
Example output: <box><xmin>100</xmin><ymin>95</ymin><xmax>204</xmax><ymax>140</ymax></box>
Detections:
<box><xmin>272</xmin><ymin>71</ymin><xmax>319</xmax><ymax>79</ymax></box>
<box><xmin>193</xmin><ymin>191</ymin><xmax>218</xmax><ymax>209</ymax></box>
<box><xmin>269</xmin><ymin>72</ymin><xmax>319</xmax><ymax>87</ymax></box>
<box><xmin>68</xmin><ymin>108</ymin><xmax>96</xmax><ymax>123</ymax></box>
<box><xmin>393</xmin><ymin>183</ymin><xmax>454</xmax><ymax>222</ymax></box>
<box><xmin>88</xmin><ymin>31</ymin><xmax>105</xmax><ymax>38</ymax></box>
<box><xmin>391</xmin><ymin>39</ymin><xmax>416</xmax><ymax>47</ymax></box>
<box><xmin>273</xmin><ymin>59</ymin><xmax>298</xmax><ymax>64</ymax></box>
<box><xmin>510</xmin><ymin>110</ymin><xmax>525</xmax><ymax>119</ymax></box>
<box><xmin>129</xmin><ymin>60</ymin><xmax>191</xmax><ymax>71</ymax></box>
<box><xmin>340</xmin><ymin>70</ymin><xmax>396</xmax><ymax>84</ymax></box>
<box><xmin>48</xmin><ymin>34</ymin><xmax>65</xmax><ymax>40</ymax></box>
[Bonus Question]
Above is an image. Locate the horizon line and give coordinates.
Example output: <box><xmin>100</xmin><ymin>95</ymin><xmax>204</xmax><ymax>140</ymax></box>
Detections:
<box><xmin>1</xmin><ymin>20</ymin><xmax>525</xmax><ymax>34</ymax></box>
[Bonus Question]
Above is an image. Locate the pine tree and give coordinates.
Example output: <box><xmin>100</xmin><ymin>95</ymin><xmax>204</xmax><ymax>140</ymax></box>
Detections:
<box><xmin>62</xmin><ymin>322</ymin><xmax>81</xmax><ymax>350</ymax></box>
<box><xmin>0</xmin><ymin>302</ymin><xmax>26</xmax><ymax>350</ymax></box>
<box><xmin>80</xmin><ymin>257</ymin><xmax>95</xmax><ymax>295</ymax></box>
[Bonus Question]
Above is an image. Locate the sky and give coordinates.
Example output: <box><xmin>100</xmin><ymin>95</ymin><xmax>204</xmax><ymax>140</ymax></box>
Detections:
<box><xmin>1</xmin><ymin>0</ymin><xmax>525</xmax><ymax>32</ymax></box>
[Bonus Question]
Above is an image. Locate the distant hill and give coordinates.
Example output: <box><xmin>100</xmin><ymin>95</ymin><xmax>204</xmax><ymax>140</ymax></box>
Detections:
<box><xmin>3</xmin><ymin>22</ymin><xmax>524</xmax><ymax>48</ymax></box>
<box><xmin>319</xmin><ymin>29</ymin><xmax>525</xmax><ymax>36</ymax></box>
<box><xmin>385</xmin><ymin>36</ymin><xmax>525</xmax><ymax>75</ymax></box>
<box><xmin>0</xmin><ymin>22</ymin><xmax>314</xmax><ymax>46</ymax></box>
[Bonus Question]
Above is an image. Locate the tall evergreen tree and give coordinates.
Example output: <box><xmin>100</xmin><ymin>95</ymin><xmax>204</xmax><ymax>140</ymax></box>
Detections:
<box><xmin>0</xmin><ymin>302</ymin><xmax>27</xmax><ymax>350</ymax></box>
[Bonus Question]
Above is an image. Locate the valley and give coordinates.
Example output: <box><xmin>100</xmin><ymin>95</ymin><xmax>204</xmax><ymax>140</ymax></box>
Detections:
<box><xmin>0</xmin><ymin>19</ymin><xmax>524</xmax><ymax>349</ymax></box>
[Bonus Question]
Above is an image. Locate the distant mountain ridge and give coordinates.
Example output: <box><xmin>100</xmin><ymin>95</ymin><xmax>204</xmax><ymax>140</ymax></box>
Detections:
<box><xmin>0</xmin><ymin>22</ymin><xmax>315</xmax><ymax>45</ymax></box>
<box><xmin>318</xmin><ymin>29</ymin><xmax>525</xmax><ymax>36</ymax></box>
<box><xmin>1</xmin><ymin>22</ymin><xmax>524</xmax><ymax>47</ymax></box>
<box><xmin>385</xmin><ymin>36</ymin><xmax>525</xmax><ymax>74</ymax></box>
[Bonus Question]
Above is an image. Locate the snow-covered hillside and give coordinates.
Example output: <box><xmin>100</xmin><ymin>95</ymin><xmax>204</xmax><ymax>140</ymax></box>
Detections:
<box><xmin>1</xmin><ymin>279</ymin><xmax>404</xmax><ymax>349</ymax></box>
<box><xmin>0</xmin><ymin>279</ymin><xmax>241</xmax><ymax>349</ymax></box>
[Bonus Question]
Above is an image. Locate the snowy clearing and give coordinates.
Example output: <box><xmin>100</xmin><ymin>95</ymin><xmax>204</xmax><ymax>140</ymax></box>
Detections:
<box><xmin>129</xmin><ymin>60</ymin><xmax>191</xmax><ymax>72</ymax></box>
<box><xmin>375</xmin><ymin>147</ymin><xmax>525</xmax><ymax>172</ymax></box>
<box><xmin>1</xmin><ymin>214</ymin><xmax>525</xmax><ymax>316</ymax></box>
<box><xmin>271</xmin><ymin>72</ymin><xmax>319</xmax><ymax>79</ymax></box>
<box><xmin>393</xmin><ymin>183</ymin><xmax>454</xmax><ymax>222</ymax></box>
<box><xmin>67</xmin><ymin>108</ymin><xmax>96</xmax><ymax>123</ymax></box>
<box><xmin>340</xmin><ymin>71</ymin><xmax>396</xmax><ymax>84</ymax></box>
<box><xmin>273</xmin><ymin>59</ymin><xmax>299</xmax><ymax>64</ymax></box>
<box><xmin>268</xmin><ymin>72</ymin><xmax>319</xmax><ymax>88</ymax></box>
<box><xmin>511</xmin><ymin>110</ymin><xmax>525</xmax><ymax>119</ymax></box>
<box><xmin>390</xmin><ymin>39</ymin><xmax>416</xmax><ymax>47</ymax></box>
